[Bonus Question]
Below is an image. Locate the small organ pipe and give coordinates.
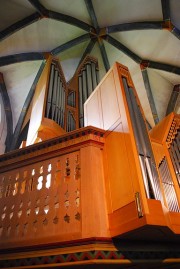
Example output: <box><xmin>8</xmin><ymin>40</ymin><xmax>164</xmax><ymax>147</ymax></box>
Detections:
<box><xmin>55</xmin><ymin>76</ymin><xmax>60</xmax><ymax>123</ymax></box>
<box><xmin>91</xmin><ymin>62</ymin><xmax>97</xmax><ymax>89</ymax></box>
<box><xmin>58</xmin><ymin>80</ymin><xmax>62</xmax><ymax>126</ymax></box>
<box><xmin>52</xmin><ymin>69</ymin><xmax>58</xmax><ymax>120</ymax></box>
<box><xmin>82</xmin><ymin>69</ymin><xmax>87</xmax><ymax>103</ymax></box>
<box><xmin>86</xmin><ymin>64</ymin><xmax>93</xmax><ymax>97</ymax></box>
<box><xmin>96</xmin><ymin>67</ymin><xmax>100</xmax><ymax>84</ymax></box>
<box><xmin>78</xmin><ymin>75</ymin><xmax>83</xmax><ymax>128</ymax></box>
<box><xmin>46</xmin><ymin>64</ymin><xmax>55</xmax><ymax>118</ymax></box>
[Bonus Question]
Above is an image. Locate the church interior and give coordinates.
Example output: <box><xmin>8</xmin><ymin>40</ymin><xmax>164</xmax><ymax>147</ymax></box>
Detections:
<box><xmin>0</xmin><ymin>0</ymin><xmax>180</xmax><ymax>268</ymax></box>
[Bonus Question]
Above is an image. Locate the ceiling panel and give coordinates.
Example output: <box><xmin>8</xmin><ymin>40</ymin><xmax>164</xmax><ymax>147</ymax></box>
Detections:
<box><xmin>0</xmin><ymin>0</ymin><xmax>36</xmax><ymax>31</ymax></box>
<box><xmin>155</xmin><ymin>69</ymin><xmax>180</xmax><ymax>85</ymax></box>
<box><xmin>40</xmin><ymin>0</ymin><xmax>91</xmax><ymax>25</ymax></box>
<box><xmin>93</xmin><ymin>0</ymin><xmax>163</xmax><ymax>28</ymax></box>
<box><xmin>0</xmin><ymin>18</ymin><xmax>86</xmax><ymax>57</ymax></box>
<box><xmin>111</xmin><ymin>30</ymin><xmax>180</xmax><ymax>67</ymax></box>
<box><xmin>148</xmin><ymin>69</ymin><xmax>173</xmax><ymax>120</ymax></box>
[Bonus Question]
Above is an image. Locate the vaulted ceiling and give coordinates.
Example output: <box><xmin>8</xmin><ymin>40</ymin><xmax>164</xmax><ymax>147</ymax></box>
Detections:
<box><xmin>0</xmin><ymin>0</ymin><xmax>179</xmax><ymax>153</ymax></box>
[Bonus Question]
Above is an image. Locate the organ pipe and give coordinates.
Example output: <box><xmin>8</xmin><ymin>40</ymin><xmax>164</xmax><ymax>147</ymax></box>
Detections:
<box><xmin>123</xmin><ymin>77</ymin><xmax>162</xmax><ymax>201</ymax></box>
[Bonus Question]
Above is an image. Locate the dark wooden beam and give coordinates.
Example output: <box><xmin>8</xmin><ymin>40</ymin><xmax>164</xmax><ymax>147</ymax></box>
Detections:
<box><xmin>28</xmin><ymin>0</ymin><xmax>48</xmax><ymax>16</ymax></box>
<box><xmin>48</xmin><ymin>10</ymin><xmax>94</xmax><ymax>32</ymax></box>
<box><xmin>0</xmin><ymin>53</ymin><xmax>45</xmax><ymax>67</ymax></box>
<box><xmin>0</xmin><ymin>73</ymin><xmax>13</xmax><ymax>152</ymax></box>
<box><xmin>166</xmin><ymin>84</ymin><xmax>180</xmax><ymax>115</ymax></box>
<box><xmin>75</xmin><ymin>38</ymin><xmax>97</xmax><ymax>71</ymax></box>
<box><xmin>141</xmin><ymin>69</ymin><xmax>159</xmax><ymax>125</ymax></box>
<box><xmin>103</xmin><ymin>35</ymin><xmax>142</xmax><ymax>63</ymax></box>
<box><xmin>161</xmin><ymin>0</ymin><xmax>170</xmax><ymax>20</ymax></box>
<box><xmin>98</xmin><ymin>39</ymin><xmax>110</xmax><ymax>72</ymax></box>
<box><xmin>10</xmin><ymin>61</ymin><xmax>46</xmax><ymax>150</ymax></box>
<box><xmin>0</xmin><ymin>13</ymin><xmax>41</xmax><ymax>42</ymax></box>
<box><xmin>146</xmin><ymin>60</ymin><xmax>180</xmax><ymax>75</ymax></box>
<box><xmin>107</xmin><ymin>21</ymin><xmax>163</xmax><ymax>33</ymax></box>
<box><xmin>51</xmin><ymin>34</ymin><xmax>90</xmax><ymax>55</ymax></box>
<box><xmin>84</xmin><ymin>0</ymin><xmax>99</xmax><ymax>30</ymax></box>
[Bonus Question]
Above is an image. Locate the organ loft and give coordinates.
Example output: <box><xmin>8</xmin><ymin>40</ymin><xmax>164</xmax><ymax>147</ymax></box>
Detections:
<box><xmin>0</xmin><ymin>54</ymin><xmax>180</xmax><ymax>269</ymax></box>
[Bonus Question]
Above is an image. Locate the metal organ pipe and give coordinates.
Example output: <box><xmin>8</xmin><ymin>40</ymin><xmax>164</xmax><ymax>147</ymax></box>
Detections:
<box><xmin>58</xmin><ymin>80</ymin><xmax>62</xmax><ymax>126</ymax></box>
<box><xmin>82</xmin><ymin>69</ymin><xmax>88</xmax><ymax>103</ymax></box>
<box><xmin>91</xmin><ymin>62</ymin><xmax>97</xmax><ymax>89</ymax></box>
<box><xmin>122</xmin><ymin>77</ymin><xmax>162</xmax><ymax>201</ymax></box>
<box><xmin>55</xmin><ymin>76</ymin><xmax>60</xmax><ymax>123</ymax></box>
<box><xmin>46</xmin><ymin>64</ymin><xmax>55</xmax><ymax>118</ymax></box>
<box><xmin>78</xmin><ymin>75</ymin><xmax>83</xmax><ymax>128</ymax></box>
<box><xmin>52</xmin><ymin>69</ymin><xmax>58</xmax><ymax>120</ymax></box>
<box><xmin>86</xmin><ymin>63</ymin><xmax>93</xmax><ymax>97</ymax></box>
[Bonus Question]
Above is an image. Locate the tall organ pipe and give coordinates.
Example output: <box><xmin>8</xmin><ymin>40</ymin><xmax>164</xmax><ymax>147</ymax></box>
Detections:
<box><xmin>78</xmin><ymin>75</ymin><xmax>83</xmax><ymax>128</ymax></box>
<box><xmin>52</xmin><ymin>69</ymin><xmax>58</xmax><ymax>120</ymax></box>
<box><xmin>46</xmin><ymin>64</ymin><xmax>55</xmax><ymax>118</ymax></box>
<box><xmin>122</xmin><ymin>77</ymin><xmax>161</xmax><ymax>201</ymax></box>
<box><xmin>86</xmin><ymin>63</ymin><xmax>93</xmax><ymax>97</ymax></box>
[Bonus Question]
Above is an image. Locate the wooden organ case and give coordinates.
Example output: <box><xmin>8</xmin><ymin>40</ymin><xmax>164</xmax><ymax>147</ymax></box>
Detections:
<box><xmin>84</xmin><ymin>62</ymin><xmax>180</xmax><ymax>240</ymax></box>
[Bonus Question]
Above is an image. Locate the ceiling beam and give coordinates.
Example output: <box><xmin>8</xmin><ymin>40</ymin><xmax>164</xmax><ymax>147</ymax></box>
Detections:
<box><xmin>84</xmin><ymin>0</ymin><xmax>99</xmax><ymax>30</ymax></box>
<box><xmin>48</xmin><ymin>10</ymin><xmax>94</xmax><ymax>32</ymax></box>
<box><xmin>0</xmin><ymin>73</ymin><xmax>13</xmax><ymax>152</ymax></box>
<box><xmin>141</xmin><ymin>69</ymin><xmax>159</xmax><ymax>124</ymax></box>
<box><xmin>103</xmin><ymin>35</ymin><xmax>142</xmax><ymax>63</ymax></box>
<box><xmin>0</xmin><ymin>53</ymin><xmax>45</xmax><ymax>67</ymax></box>
<box><xmin>145</xmin><ymin>60</ymin><xmax>180</xmax><ymax>75</ymax></box>
<box><xmin>107</xmin><ymin>21</ymin><xmax>163</xmax><ymax>33</ymax></box>
<box><xmin>10</xmin><ymin>61</ymin><xmax>46</xmax><ymax>150</ymax></box>
<box><xmin>75</xmin><ymin>38</ymin><xmax>97</xmax><ymax>71</ymax></box>
<box><xmin>98</xmin><ymin>39</ymin><xmax>110</xmax><ymax>72</ymax></box>
<box><xmin>161</xmin><ymin>0</ymin><xmax>170</xmax><ymax>20</ymax></box>
<box><xmin>0</xmin><ymin>13</ymin><xmax>41</xmax><ymax>42</ymax></box>
<box><xmin>166</xmin><ymin>84</ymin><xmax>180</xmax><ymax>115</ymax></box>
<box><xmin>51</xmin><ymin>34</ymin><xmax>91</xmax><ymax>55</ymax></box>
<box><xmin>28</xmin><ymin>0</ymin><xmax>47</xmax><ymax>16</ymax></box>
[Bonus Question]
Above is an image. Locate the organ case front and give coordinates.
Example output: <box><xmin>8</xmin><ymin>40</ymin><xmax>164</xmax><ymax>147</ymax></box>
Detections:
<box><xmin>84</xmin><ymin>62</ymin><xmax>180</xmax><ymax>239</ymax></box>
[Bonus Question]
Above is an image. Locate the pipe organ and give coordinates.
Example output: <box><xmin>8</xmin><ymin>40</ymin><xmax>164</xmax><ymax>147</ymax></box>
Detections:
<box><xmin>0</xmin><ymin>62</ymin><xmax>180</xmax><ymax>268</ymax></box>
<box><xmin>25</xmin><ymin>55</ymin><xmax>99</xmax><ymax>145</ymax></box>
